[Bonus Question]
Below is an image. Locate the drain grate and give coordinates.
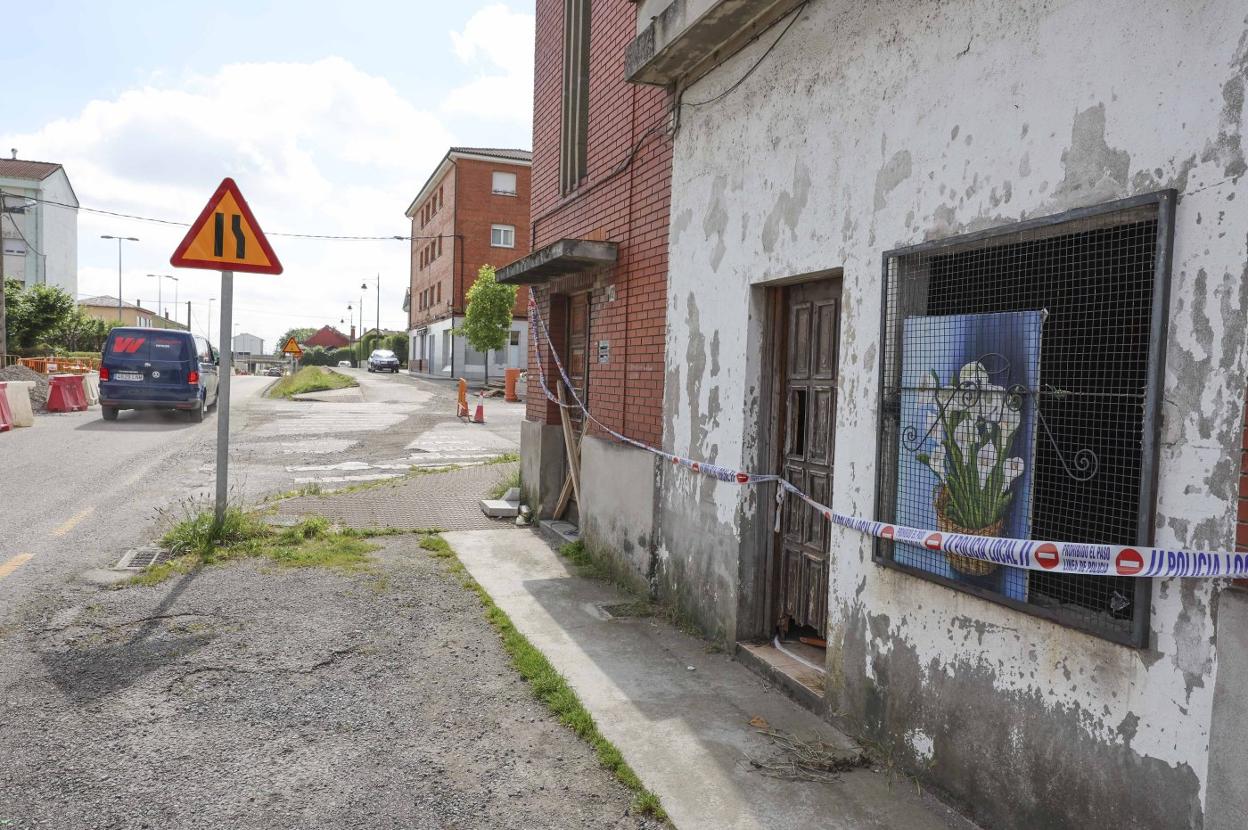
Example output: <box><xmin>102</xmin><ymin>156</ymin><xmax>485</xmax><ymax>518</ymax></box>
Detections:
<box><xmin>599</xmin><ymin>601</ymin><xmax>656</xmax><ymax>620</ymax></box>
<box><xmin>115</xmin><ymin>545</ymin><xmax>176</xmax><ymax>571</ymax></box>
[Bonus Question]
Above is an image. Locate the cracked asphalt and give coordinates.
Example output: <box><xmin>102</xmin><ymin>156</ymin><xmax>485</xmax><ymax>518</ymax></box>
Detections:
<box><xmin>0</xmin><ymin>371</ymin><xmax>658</xmax><ymax>829</ymax></box>
<box><xmin>0</xmin><ymin>538</ymin><xmax>658</xmax><ymax>830</ymax></box>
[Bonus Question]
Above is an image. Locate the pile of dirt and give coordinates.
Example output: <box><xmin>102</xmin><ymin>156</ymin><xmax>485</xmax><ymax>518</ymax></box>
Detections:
<box><xmin>0</xmin><ymin>365</ymin><xmax>50</xmax><ymax>409</ymax></box>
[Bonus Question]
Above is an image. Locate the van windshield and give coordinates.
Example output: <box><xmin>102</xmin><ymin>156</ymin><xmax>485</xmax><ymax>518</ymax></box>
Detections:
<box><xmin>106</xmin><ymin>333</ymin><xmax>191</xmax><ymax>361</ymax></box>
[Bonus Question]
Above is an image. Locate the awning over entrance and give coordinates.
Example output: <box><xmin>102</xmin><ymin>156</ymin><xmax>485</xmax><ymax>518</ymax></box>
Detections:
<box><xmin>496</xmin><ymin>238</ymin><xmax>618</xmax><ymax>285</ymax></box>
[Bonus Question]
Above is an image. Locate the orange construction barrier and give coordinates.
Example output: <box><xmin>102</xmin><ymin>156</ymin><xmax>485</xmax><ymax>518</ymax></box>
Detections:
<box><xmin>457</xmin><ymin>377</ymin><xmax>469</xmax><ymax>419</ymax></box>
<box><xmin>47</xmin><ymin>374</ymin><xmax>88</xmax><ymax>412</ymax></box>
<box><xmin>0</xmin><ymin>382</ymin><xmax>13</xmax><ymax>432</ymax></box>
<box><xmin>504</xmin><ymin>368</ymin><xmax>521</xmax><ymax>402</ymax></box>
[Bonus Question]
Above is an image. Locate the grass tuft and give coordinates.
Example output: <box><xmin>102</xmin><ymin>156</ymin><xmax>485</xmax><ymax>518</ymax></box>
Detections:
<box><xmin>267</xmin><ymin>366</ymin><xmax>358</xmax><ymax>399</ymax></box>
<box><xmin>129</xmin><ymin>507</ymin><xmax>379</xmax><ymax>587</ymax></box>
<box><xmin>487</xmin><ymin>466</ymin><xmax>522</xmax><ymax>500</ymax></box>
<box><xmin>421</xmin><ymin>533</ymin><xmax>667</xmax><ymax>821</ymax></box>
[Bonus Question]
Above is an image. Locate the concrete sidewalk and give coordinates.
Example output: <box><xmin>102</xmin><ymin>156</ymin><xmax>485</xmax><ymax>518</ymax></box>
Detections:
<box><xmin>445</xmin><ymin>529</ymin><xmax>977</xmax><ymax>830</ymax></box>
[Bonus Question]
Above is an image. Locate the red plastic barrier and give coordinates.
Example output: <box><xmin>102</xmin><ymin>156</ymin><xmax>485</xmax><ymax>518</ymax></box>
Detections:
<box><xmin>0</xmin><ymin>382</ymin><xmax>12</xmax><ymax>432</ymax></box>
<box><xmin>47</xmin><ymin>374</ymin><xmax>88</xmax><ymax>412</ymax></box>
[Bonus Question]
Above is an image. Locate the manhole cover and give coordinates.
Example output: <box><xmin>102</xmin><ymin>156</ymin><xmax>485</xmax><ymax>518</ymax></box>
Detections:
<box><xmin>115</xmin><ymin>545</ymin><xmax>176</xmax><ymax>571</ymax></box>
<box><xmin>599</xmin><ymin>601</ymin><xmax>656</xmax><ymax>620</ymax></box>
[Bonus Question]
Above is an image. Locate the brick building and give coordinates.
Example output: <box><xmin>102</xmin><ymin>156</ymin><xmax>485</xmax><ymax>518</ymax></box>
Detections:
<box><xmin>405</xmin><ymin>147</ymin><xmax>532</xmax><ymax>379</ymax></box>
<box><xmin>499</xmin><ymin>0</ymin><xmax>673</xmax><ymax>585</ymax></box>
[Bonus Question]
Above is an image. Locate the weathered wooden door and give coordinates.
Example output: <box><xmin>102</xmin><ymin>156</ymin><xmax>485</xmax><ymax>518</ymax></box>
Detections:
<box><xmin>565</xmin><ymin>292</ymin><xmax>590</xmax><ymax>432</ymax></box>
<box><xmin>775</xmin><ymin>279</ymin><xmax>841</xmax><ymax>635</ymax></box>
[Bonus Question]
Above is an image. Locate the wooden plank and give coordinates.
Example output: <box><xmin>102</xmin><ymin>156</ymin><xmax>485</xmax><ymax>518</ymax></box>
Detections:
<box><xmin>557</xmin><ymin>383</ymin><xmax>582</xmax><ymax>509</ymax></box>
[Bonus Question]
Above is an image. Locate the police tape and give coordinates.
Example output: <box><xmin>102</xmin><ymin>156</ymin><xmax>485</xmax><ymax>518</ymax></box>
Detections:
<box><xmin>525</xmin><ymin>297</ymin><xmax>1247</xmax><ymax>579</ymax></box>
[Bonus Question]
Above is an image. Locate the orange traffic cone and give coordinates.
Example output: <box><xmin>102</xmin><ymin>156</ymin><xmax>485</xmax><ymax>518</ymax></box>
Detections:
<box><xmin>472</xmin><ymin>392</ymin><xmax>486</xmax><ymax>424</ymax></box>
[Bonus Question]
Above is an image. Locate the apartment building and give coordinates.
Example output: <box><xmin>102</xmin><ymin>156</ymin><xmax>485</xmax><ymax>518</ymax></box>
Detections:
<box><xmin>0</xmin><ymin>155</ymin><xmax>78</xmax><ymax>296</ymax></box>
<box><xmin>405</xmin><ymin>147</ymin><xmax>531</xmax><ymax>379</ymax></box>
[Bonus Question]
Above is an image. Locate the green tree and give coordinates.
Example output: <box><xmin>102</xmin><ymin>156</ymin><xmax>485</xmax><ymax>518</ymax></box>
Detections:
<box><xmin>4</xmin><ymin>280</ymin><xmax>76</xmax><ymax>351</ymax></box>
<box><xmin>51</xmin><ymin>306</ymin><xmax>110</xmax><ymax>353</ymax></box>
<box><xmin>459</xmin><ymin>265</ymin><xmax>516</xmax><ymax>385</ymax></box>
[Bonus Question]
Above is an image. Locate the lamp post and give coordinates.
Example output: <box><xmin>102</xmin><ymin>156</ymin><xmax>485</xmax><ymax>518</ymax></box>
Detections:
<box><xmin>361</xmin><ymin>274</ymin><xmax>380</xmax><ymax>341</ymax></box>
<box><xmin>145</xmin><ymin>274</ymin><xmax>179</xmax><ymax>328</ymax></box>
<box><xmin>347</xmin><ymin>304</ymin><xmax>354</xmax><ymax>365</ymax></box>
<box><xmin>101</xmin><ymin>235</ymin><xmax>139</xmax><ymax>322</ymax></box>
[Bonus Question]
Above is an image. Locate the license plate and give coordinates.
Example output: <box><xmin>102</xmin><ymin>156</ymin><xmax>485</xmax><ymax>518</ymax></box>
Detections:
<box><xmin>116</xmin><ymin>371</ymin><xmax>144</xmax><ymax>382</ymax></box>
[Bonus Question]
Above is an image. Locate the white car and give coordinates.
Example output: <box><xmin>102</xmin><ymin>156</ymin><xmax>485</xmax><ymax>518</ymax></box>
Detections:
<box><xmin>337</xmin><ymin>360</ymin><xmax>352</xmax><ymax>368</ymax></box>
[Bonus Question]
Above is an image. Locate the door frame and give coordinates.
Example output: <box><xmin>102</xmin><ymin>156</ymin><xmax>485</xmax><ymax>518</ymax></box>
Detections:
<box><xmin>750</xmin><ymin>271</ymin><xmax>844</xmax><ymax>643</ymax></box>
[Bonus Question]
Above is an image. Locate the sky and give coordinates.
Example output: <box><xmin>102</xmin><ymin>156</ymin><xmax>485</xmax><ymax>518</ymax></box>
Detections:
<box><xmin>1</xmin><ymin>0</ymin><xmax>535</xmax><ymax>349</ymax></box>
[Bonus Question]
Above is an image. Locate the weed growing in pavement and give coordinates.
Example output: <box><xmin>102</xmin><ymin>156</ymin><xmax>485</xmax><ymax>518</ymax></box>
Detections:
<box><xmin>485</xmin><ymin>452</ymin><xmax>520</xmax><ymax>465</ymax></box>
<box><xmin>126</xmin><ymin>508</ymin><xmax>380</xmax><ymax>587</ymax></box>
<box><xmin>487</xmin><ymin>467</ymin><xmax>522</xmax><ymax>500</ymax></box>
<box><xmin>267</xmin><ymin>366</ymin><xmax>358</xmax><ymax>399</ymax></box>
<box><xmin>421</xmin><ymin>533</ymin><xmax>668</xmax><ymax>822</ymax></box>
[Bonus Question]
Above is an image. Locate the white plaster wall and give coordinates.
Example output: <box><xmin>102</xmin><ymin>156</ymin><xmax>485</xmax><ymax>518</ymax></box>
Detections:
<box><xmin>411</xmin><ymin>316</ymin><xmax>528</xmax><ymax>378</ymax></box>
<box><xmin>663</xmin><ymin>0</ymin><xmax>1248</xmax><ymax>823</ymax></box>
<box><xmin>38</xmin><ymin>170</ymin><xmax>77</xmax><ymax>297</ymax></box>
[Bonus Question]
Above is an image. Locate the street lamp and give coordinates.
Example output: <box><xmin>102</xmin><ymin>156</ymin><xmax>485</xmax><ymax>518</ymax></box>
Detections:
<box><xmin>146</xmin><ymin>274</ymin><xmax>178</xmax><ymax>328</ymax></box>
<box><xmin>101</xmin><ymin>235</ymin><xmax>139</xmax><ymax>322</ymax></box>
<box><xmin>361</xmin><ymin>274</ymin><xmax>380</xmax><ymax>340</ymax></box>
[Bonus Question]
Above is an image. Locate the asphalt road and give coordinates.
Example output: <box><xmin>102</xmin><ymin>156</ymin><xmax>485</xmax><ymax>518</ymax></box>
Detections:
<box><xmin>0</xmin><ymin>370</ymin><xmax>653</xmax><ymax>829</ymax></box>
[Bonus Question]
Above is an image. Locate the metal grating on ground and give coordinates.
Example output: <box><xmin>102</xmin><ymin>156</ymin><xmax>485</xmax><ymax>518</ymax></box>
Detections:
<box><xmin>275</xmin><ymin>462</ymin><xmax>520</xmax><ymax>531</ymax></box>
<box><xmin>116</xmin><ymin>545</ymin><xmax>177</xmax><ymax>571</ymax></box>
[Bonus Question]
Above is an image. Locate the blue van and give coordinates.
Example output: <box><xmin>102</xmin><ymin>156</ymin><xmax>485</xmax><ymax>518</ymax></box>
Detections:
<box><xmin>98</xmin><ymin>328</ymin><xmax>220</xmax><ymax>422</ymax></box>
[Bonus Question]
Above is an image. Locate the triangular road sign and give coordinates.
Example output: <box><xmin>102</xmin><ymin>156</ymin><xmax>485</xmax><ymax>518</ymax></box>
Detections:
<box><xmin>281</xmin><ymin>336</ymin><xmax>303</xmax><ymax>357</ymax></box>
<box><xmin>170</xmin><ymin>178</ymin><xmax>283</xmax><ymax>274</ymax></box>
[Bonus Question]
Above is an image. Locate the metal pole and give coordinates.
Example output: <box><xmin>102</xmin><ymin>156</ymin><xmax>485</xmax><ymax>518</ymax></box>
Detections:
<box><xmin>0</xmin><ymin>192</ymin><xmax>6</xmax><ymax>359</ymax></box>
<box><xmin>375</xmin><ymin>272</ymin><xmax>380</xmax><ymax>339</ymax></box>
<box><xmin>116</xmin><ymin>241</ymin><xmax>123</xmax><ymax>321</ymax></box>
<box><xmin>214</xmin><ymin>270</ymin><xmax>234</xmax><ymax>526</ymax></box>
<box><xmin>157</xmin><ymin>278</ymin><xmax>163</xmax><ymax>328</ymax></box>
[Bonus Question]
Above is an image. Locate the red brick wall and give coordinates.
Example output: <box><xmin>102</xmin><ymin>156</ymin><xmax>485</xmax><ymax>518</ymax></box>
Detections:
<box><xmin>453</xmin><ymin>157</ymin><xmax>531</xmax><ymax>318</ymax></box>
<box><xmin>408</xmin><ymin>157</ymin><xmax>532</xmax><ymax>331</ymax></box>
<box><xmin>527</xmin><ymin>0</ymin><xmax>673</xmax><ymax>449</ymax></box>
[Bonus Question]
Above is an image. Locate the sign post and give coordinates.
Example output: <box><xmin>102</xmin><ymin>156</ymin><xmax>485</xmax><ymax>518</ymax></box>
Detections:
<box><xmin>170</xmin><ymin>178</ymin><xmax>283</xmax><ymax>526</ymax></box>
<box><xmin>215</xmin><ymin>270</ymin><xmax>234</xmax><ymax>525</ymax></box>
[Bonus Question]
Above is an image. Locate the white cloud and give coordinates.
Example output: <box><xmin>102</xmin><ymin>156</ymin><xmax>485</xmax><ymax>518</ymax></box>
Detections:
<box><xmin>443</xmin><ymin>4</ymin><xmax>535</xmax><ymax>125</ymax></box>
<box><xmin>2</xmin><ymin>57</ymin><xmax>461</xmax><ymax>345</ymax></box>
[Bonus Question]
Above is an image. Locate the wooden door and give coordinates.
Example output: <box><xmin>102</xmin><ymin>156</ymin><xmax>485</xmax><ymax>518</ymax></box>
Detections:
<box><xmin>775</xmin><ymin>279</ymin><xmax>841</xmax><ymax>635</ymax></box>
<box><xmin>565</xmin><ymin>293</ymin><xmax>590</xmax><ymax>432</ymax></box>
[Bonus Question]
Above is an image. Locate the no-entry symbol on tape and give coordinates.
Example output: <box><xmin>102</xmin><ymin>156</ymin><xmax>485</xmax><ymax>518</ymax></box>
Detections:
<box><xmin>1116</xmin><ymin>548</ymin><xmax>1145</xmax><ymax>576</ymax></box>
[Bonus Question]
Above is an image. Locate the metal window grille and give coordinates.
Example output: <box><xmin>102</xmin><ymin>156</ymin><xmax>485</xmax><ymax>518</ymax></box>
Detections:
<box><xmin>875</xmin><ymin>192</ymin><xmax>1175</xmax><ymax>646</ymax></box>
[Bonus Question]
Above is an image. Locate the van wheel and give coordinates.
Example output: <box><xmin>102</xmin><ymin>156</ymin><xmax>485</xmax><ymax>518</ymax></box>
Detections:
<box><xmin>189</xmin><ymin>396</ymin><xmax>206</xmax><ymax>423</ymax></box>
<box><xmin>102</xmin><ymin>406</ymin><xmax>118</xmax><ymax>421</ymax></box>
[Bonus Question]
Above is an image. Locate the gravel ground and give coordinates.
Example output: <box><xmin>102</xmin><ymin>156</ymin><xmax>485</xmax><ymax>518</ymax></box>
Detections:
<box><xmin>0</xmin><ymin>538</ymin><xmax>662</xmax><ymax>830</ymax></box>
<box><xmin>0</xmin><ymin>365</ymin><xmax>49</xmax><ymax>409</ymax></box>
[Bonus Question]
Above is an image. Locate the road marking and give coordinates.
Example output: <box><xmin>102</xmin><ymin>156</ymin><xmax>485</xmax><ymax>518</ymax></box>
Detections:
<box><xmin>0</xmin><ymin>553</ymin><xmax>34</xmax><ymax>582</ymax></box>
<box><xmin>52</xmin><ymin>506</ymin><xmax>94</xmax><ymax>537</ymax></box>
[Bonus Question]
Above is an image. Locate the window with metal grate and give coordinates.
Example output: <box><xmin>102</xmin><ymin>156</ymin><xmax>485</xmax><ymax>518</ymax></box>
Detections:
<box><xmin>875</xmin><ymin>191</ymin><xmax>1175</xmax><ymax>646</ymax></box>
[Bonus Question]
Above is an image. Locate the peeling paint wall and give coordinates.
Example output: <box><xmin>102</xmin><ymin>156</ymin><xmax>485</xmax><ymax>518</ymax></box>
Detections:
<box><xmin>660</xmin><ymin>1</ymin><xmax>1248</xmax><ymax>827</ymax></box>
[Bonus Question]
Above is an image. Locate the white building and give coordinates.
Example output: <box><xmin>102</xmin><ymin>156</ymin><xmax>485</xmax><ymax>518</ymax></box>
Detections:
<box><xmin>608</xmin><ymin>1</ymin><xmax>1248</xmax><ymax>828</ymax></box>
<box><xmin>0</xmin><ymin>155</ymin><xmax>79</xmax><ymax>296</ymax></box>
<box><xmin>232</xmin><ymin>332</ymin><xmax>264</xmax><ymax>356</ymax></box>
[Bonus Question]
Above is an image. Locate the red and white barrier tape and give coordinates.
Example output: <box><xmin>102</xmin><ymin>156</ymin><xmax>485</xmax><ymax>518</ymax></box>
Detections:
<box><xmin>526</xmin><ymin>296</ymin><xmax>1245</xmax><ymax>579</ymax></box>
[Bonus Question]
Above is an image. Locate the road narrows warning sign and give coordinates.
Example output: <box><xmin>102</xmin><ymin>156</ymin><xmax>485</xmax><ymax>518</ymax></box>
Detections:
<box><xmin>170</xmin><ymin>178</ymin><xmax>283</xmax><ymax>274</ymax></box>
<box><xmin>281</xmin><ymin>336</ymin><xmax>304</xmax><ymax>358</ymax></box>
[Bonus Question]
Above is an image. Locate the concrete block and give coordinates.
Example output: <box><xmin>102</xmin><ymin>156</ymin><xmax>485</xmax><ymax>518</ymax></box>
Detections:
<box><xmin>579</xmin><ymin>435</ymin><xmax>657</xmax><ymax>585</ymax></box>
<box><xmin>480</xmin><ymin>498</ymin><xmax>519</xmax><ymax>518</ymax></box>
<box><xmin>3</xmin><ymin>381</ymin><xmax>35</xmax><ymax>427</ymax></box>
<box><xmin>82</xmin><ymin>372</ymin><xmax>100</xmax><ymax>406</ymax></box>
<box><xmin>520</xmin><ymin>420</ymin><xmax>565</xmax><ymax>517</ymax></box>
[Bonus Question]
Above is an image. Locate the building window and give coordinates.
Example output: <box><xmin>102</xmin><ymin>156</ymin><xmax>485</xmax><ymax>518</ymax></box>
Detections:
<box><xmin>560</xmin><ymin>0</ymin><xmax>591</xmax><ymax>194</ymax></box>
<box><xmin>492</xmin><ymin>171</ymin><xmax>518</xmax><ymax>195</ymax></box>
<box><xmin>491</xmin><ymin>224</ymin><xmax>516</xmax><ymax>248</ymax></box>
<box><xmin>1</xmin><ymin>239</ymin><xmax>25</xmax><ymax>257</ymax></box>
<box><xmin>510</xmin><ymin>330</ymin><xmax>521</xmax><ymax>346</ymax></box>
<box><xmin>874</xmin><ymin>191</ymin><xmax>1175</xmax><ymax>647</ymax></box>
<box><xmin>436</xmin><ymin>283</ymin><xmax>441</xmax><ymax>304</ymax></box>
